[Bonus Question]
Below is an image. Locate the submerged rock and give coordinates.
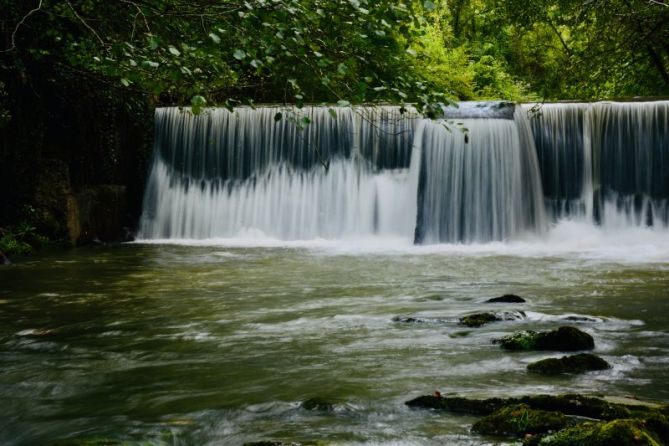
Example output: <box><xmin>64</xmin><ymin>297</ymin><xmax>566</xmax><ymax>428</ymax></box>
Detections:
<box><xmin>472</xmin><ymin>403</ymin><xmax>567</xmax><ymax>437</ymax></box>
<box><xmin>460</xmin><ymin>312</ymin><xmax>500</xmax><ymax>327</ymax></box>
<box><xmin>301</xmin><ymin>397</ymin><xmax>337</xmax><ymax>412</ymax></box>
<box><xmin>493</xmin><ymin>326</ymin><xmax>594</xmax><ymax>352</ymax></box>
<box><xmin>392</xmin><ymin>316</ymin><xmax>423</xmax><ymax>324</ymax></box>
<box><xmin>528</xmin><ymin>354</ymin><xmax>610</xmax><ymax>375</ymax></box>
<box><xmin>459</xmin><ymin>311</ymin><xmax>526</xmax><ymax>327</ymax></box>
<box><xmin>245</xmin><ymin>443</ymin><xmax>309</xmax><ymax>446</ymax></box>
<box><xmin>486</xmin><ymin>294</ymin><xmax>526</xmax><ymax>303</ymax></box>
<box><xmin>560</xmin><ymin>315</ymin><xmax>602</xmax><ymax>323</ymax></box>
<box><xmin>392</xmin><ymin>316</ymin><xmax>449</xmax><ymax>324</ymax></box>
<box><xmin>531</xmin><ymin>417</ymin><xmax>669</xmax><ymax>446</ymax></box>
<box><xmin>245</xmin><ymin>442</ymin><xmax>318</xmax><ymax>446</ymax></box>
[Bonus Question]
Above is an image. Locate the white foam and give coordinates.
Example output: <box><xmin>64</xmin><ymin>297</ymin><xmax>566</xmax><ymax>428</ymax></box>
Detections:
<box><xmin>134</xmin><ymin>218</ymin><xmax>669</xmax><ymax>264</ymax></box>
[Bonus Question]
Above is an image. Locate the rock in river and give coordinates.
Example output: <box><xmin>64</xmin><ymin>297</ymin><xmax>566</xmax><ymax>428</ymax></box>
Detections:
<box><xmin>459</xmin><ymin>311</ymin><xmax>526</xmax><ymax>327</ymax></box>
<box><xmin>527</xmin><ymin>353</ymin><xmax>610</xmax><ymax>375</ymax></box>
<box><xmin>472</xmin><ymin>403</ymin><xmax>568</xmax><ymax>437</ymax></box>
<box><xmin>493</xmin><ymin>326</ymin><xmax>595</xmax><ymax>352</ymax></box>
<box><xmin>486</xmin><ymin>294</ymin><xmax>526</xmax><ymax>303</ymax></box>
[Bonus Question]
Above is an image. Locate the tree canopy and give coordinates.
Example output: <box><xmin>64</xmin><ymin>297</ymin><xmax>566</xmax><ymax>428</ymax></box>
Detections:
<box><xmin>1</xmin><ymin>0</ymin><xmax>668</xmax><ymax>116</ymax></box>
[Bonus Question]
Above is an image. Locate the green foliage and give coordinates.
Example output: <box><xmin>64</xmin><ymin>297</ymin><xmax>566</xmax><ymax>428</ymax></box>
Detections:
<box><xmin>0</xmin><ymin>222</ymin><xmax>49</xmax><ymax>256</ymax></box>
<box><xmin>1</xmin><ymin>0</ymin><xmax>666</xmax><ymax>114</ymax></box>
<box><xmin>1</xmin><ymin>0</ymin><xmax>453</xmax><ymax>111</ymax></box>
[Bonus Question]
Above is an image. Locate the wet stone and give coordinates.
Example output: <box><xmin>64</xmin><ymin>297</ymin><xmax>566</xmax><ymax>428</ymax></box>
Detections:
<box><xmin>530</xmin><ymin>417</ymin><xmax>669</xmax><ymax>446</ymax></box>
<box><xmin>527</xmin><ymin>353</ymin><xmax>610</xmax><ymax>375</ymax></box>
<box><xmin>459</xmin><ymin>311</ymin><xmax>526</xmax><ymax>327</ymax></box>
<box><xmin>301</xmin><ymin>397</ymin><xmax>337</xmax><ymax>412</ymax></box>
<box><xmin>245</xmin><ymin>442</ymin><xmax>311</xmax><ymax>446</ymax></box>
<box><xmin>472</xmin><ymin>403</ymin><xmax>568</xmax><ymax>437</ymax></box>
<box><xmin>493</xmin><ymin>326</ymin><xmax>594</xmax><ymax>352</ymax></box>
<box><xmin>486</xmin><ymin>294</ymin><xmax>526</xmax><ymax>303</ymax></box>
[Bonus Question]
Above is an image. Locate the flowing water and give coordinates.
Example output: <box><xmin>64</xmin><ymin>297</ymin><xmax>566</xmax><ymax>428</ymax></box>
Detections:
<box><xmin>2</xmin><ymin>237</ymin><xmax>669</xmax><ymax>445</ymax></box>
<box><xmin>2</xmin><ymin>101</ymin><xmax>669</xmax><ymax>445</ymax></box>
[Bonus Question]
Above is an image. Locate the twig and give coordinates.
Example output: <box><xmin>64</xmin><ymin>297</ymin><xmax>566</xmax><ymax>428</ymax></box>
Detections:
<box><xmin>65</xmin><ymin>0</ymin><xmax>107</xmax><ymax>48</ymax></box>
<box><xmin>1</xmin><ymin>0</ymin><xmax>44</xmax><ymax>53</ymax></box>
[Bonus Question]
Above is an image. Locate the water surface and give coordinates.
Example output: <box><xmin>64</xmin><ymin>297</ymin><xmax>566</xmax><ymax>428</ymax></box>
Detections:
<box><xmin>1</xmin><ymin>231</ymin><xmax>669</xmax><ymax>445</ymax></box>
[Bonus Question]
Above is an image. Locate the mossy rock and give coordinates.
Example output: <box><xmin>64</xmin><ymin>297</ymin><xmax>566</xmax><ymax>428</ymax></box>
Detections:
<box><xmin>405</xmin><ymin>393</ymin><xmax>667</xmax><ymax>421</ymax></box>
<box><xmin>405</xmin><ymin>395</ymin><xmax>509</xmax><ymax>415</ymax></box>
<box><xmin>528</xmin><ymin>354</ymin><xmax>610</xmax><ymax>375</ymax></box>
<box><xmin>486</xmin><ymin>294</ymin><xmax>526</xmax><ymax>303</ymax></box>
<box><xmin>494</xmin><ymin>327</ymin><xmax>594</xmax><ymax>352</ymax></box>
<box><xmin>459</xmin><ymin>312</ymin><xmax>501</xmax><ymax>327</ymax></box>
<box><xmin>459</xmin><ymin>311</ymin><xmax>526</xmax><ymax>328</ymax></box>
<box><xmin>472</xmin><ymin>404</ymin><xmax>568</xmax><ymax>438</ymax></box>
<box><xmin>519</xmin><ymin>394</ymin><xmax>633</xmax><ymax>420</ymax></box>
<box><xmin>533</xmin><ymin>417</ymin><xmax>668</xmax><ymax>446</ymax></box>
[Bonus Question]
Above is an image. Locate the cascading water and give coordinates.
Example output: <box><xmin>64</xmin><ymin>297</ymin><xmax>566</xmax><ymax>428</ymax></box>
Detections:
<box><xmin>139</xmin><ymin>106</ymin><xmax>417</xmax><ymax>240</ymax></box>
<box><xmin>525</xmin><ymin>103</ymin><xmax>590</xmax><ymax>220</ymax></box>
<box><xmin>524</xmin><ymin>100</ymin><xmax>669</xmax><ymax>228</ymax></box>
<box><xmin>139</xmin><ymin>100</ymin><xmax>668</xmax><ymax>245</ymax></box>
<box><xmin>413</xmin><ymin>107</ymin><xmax>547</xmax><ymax>244</ymax></box>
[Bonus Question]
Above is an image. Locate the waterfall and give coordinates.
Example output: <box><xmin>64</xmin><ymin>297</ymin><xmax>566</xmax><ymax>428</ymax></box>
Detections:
<box><xmin>413</xmin><ymin>107</ymin><xmax>547</xmax><ymax>243</ymax></box>
<box><xmin>139</xmin><ymin>106</ymin><xmax>417</xmax><ymax>240</ymax></box>
<box><xmin>524</xmin><ymin>101</ymin><xmax>669</xmax><ymax>228</ymax></box>
<box><xmin>524</xmin><ymin>103</ymin><xmax>590</xmax><ymax>220</ymax></box>
<box><xmin>139</xmin><ymin>100</ymin><xmax>668</xmax><ymax>245</ymax></box>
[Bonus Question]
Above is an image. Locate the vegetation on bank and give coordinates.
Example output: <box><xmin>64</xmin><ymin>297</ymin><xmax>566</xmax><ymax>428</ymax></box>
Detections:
<box><xmin>0</xmin><ymin>0</ymin><xmax>668</xmax><ymax>255</ymax></box>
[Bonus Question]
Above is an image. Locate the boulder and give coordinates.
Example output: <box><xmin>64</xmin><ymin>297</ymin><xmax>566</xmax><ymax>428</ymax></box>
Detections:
<box><xmin>532</xmin><ymin>417</ymin><xmax>669</xmax><ymax>446</ymax></box>
<box><xmin>486</xmin><ymin>294</ymin><xmax>526</xmax><ymax>303</ymax></box>
<box><xmin>493</xmin><ymin>327</ymin><xmax>594</xmax><ymax>352</ymax></box>
<box><xmin>459</xmin><ymin>311</ymin><xmax>526</xmax><ymax>327</ymax></box>
<box><xmin>472</xmin><ymin>403</ymin><xmax>567</xmax><ymax>437</ymax></box>
<box><xmin>406</xmin><ymin>394</ymin><xmax>509</xmax><ymax>415</ymax></box>
<box><xmin>405</xmin><ymin>393</ymin><xmax>665</xmax><ymax>421</ymax></box>
<box><xmin>527</xmin><ymin>354</ymin><xmax>610</xmax><ymax>375</ymax></box>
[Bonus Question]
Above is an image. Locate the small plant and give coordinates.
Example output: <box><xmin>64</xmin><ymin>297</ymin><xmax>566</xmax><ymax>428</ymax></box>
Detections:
<box><xmin>0</xmin><ymin>208</ymin><xmax>50</xmax><ymax>256</ymax></box>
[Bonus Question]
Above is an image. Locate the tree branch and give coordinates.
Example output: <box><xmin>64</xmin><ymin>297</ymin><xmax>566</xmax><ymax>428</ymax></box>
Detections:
<box><xmin>65</xmin><ymin>0</ymin><xmax>107</xmax><ymax>49</ymax></box>
<box><xmin>1</xmin><ymin>0</ymin><xmax>44</xmax><ymax>53</ymax></box>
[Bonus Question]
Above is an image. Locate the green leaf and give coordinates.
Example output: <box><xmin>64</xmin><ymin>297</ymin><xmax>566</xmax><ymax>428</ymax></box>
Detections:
<box><xmin>328</xmin><ymin>108</ymin><xmax>337</xmax><ymax>119</ymax></box>
<box><xmin>191</xmin><ymin>95</ymin><xmax>207</xmax><ymax>114</ymax></box>
<box><xmin>148</xmin><ymin>35</ymin><xmax>159</xmax><ymax>50</ymax></box>
<box><xmin>423</xmin><ymin>1</ymin><xmax>436</xmax><ymax>11</ymax></box>
<box><xmin>233</xmin><ymin>49</ymin><xmax>246</xmax><ymax>60</ymax></box>
<box><xmin>168</xmin><ymin>46</ymin><xmax>181</xmax><ymax>56</ymax></box>
<box><xmin>208</xmin><ymin>33</ymin><xmax>221</xmax><ymax>44</ymax></box>
<box><xmin>337</xmin><ymin>99</ymin><xmax>351</xmax><ymax>107</ymax></box>
<box><xmin>120</xmin><ymin>78</ymin><xmax>131</xmax><ymax>87</ymax></box>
